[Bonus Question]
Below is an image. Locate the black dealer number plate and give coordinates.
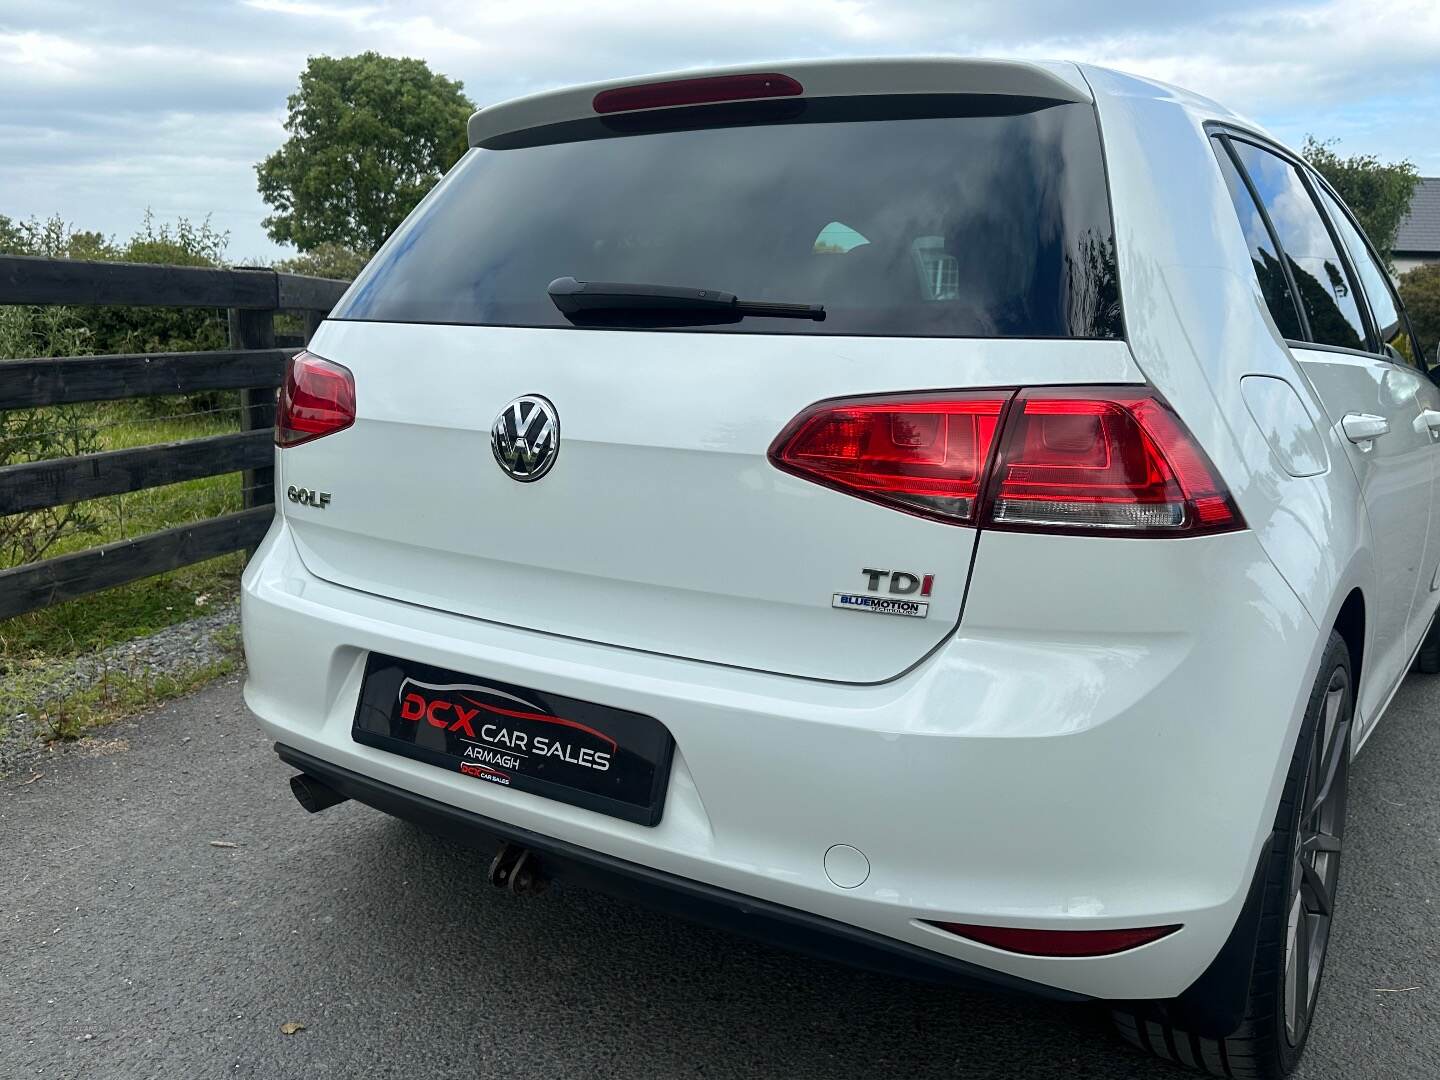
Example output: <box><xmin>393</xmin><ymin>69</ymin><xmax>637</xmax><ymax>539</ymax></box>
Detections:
<box><xmin>352</xmin><ymin>653</ymin><xmax>674</xmax><ymax>826</ymax></box>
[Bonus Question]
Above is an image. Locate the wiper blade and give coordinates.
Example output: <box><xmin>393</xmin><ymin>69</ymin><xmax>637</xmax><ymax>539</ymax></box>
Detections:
<box><xmin>547</xmin><ymin>276</ymin><xmax>824</xmax><ymax>322</ymax></box>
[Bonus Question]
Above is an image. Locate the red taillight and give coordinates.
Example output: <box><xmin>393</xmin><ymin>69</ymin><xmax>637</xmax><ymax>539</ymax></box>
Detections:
<box><xmin>593</xmin><ymin>72</ymin><xmax>803</xmax><ymax>114</ymax></box>
<box><xmin>987</xmin><ymin>389</ymin><xmax>1240</xmax><ymax>535</ymax></box>
<box><xmin>770</xmin><ymin>387</ymin><xmax>1243</xmax><ymax>536</ymax></box>
<box><xmin>768</xmin><ymin>393</ymin><xmax>1011</xmax><ymax>524</ymax></box>
<box><xmin>928</xmin><ymin>922</ymin><xmax>1181</xmax><ymax>957</ymax></box>
<box><xmin>276</xmin><ymin>350</ymin><xmax>355</xmax><ymax>448</ymax></box>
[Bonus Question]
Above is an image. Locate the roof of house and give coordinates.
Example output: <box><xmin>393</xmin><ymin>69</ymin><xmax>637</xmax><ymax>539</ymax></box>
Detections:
<box><xmin>1396</xmin><ymin>177</ymin><xmax>1440</xmax><ymax>254</ymax></box>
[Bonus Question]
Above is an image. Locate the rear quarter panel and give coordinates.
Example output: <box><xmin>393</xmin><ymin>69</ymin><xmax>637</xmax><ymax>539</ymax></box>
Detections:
<box><xmin>1083</xmin><ymin>70</ymin><xmax>1374</xmax><ymax>757</ymax></box>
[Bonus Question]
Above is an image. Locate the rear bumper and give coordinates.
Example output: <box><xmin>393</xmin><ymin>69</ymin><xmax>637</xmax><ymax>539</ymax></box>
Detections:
<box><xmin>277</xmin><ymin>742</ymin><xmax>1086</xmax><ymax>1000</ymax></box>
<box><xmin>242</xmin><ymin>517</ymin><xmax>1323</xmax><ymax>1001</ymax></box>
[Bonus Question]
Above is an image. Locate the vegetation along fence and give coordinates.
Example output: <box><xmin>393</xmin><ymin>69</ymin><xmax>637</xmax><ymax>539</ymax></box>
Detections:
<box><xmin>0</xmin><ymin>255</ymin><xmax>349</xmax><ymax>621</ymax></box>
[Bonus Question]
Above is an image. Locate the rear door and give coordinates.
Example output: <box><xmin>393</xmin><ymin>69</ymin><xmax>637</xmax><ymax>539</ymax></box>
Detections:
<box><xmin>285</xmin><ymin>92</ymin><xmax>1136</xmax><ymax>683</ymax></box>
<box><xmin>1314</xmin><ymin>181</ymin><xmax>1440</xmax><ymax>654</ymax></box>
<box><xmin>1220</xmin><ymin>136</ymin><xmax>1436</xmax><ymax>707</ymax></box>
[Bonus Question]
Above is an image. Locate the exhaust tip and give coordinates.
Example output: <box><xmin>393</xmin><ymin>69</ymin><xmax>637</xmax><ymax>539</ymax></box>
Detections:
<box><xmin>289</xmin><ymin>773</ymin><xmax>349</xmax><ymax>814</ymax></box>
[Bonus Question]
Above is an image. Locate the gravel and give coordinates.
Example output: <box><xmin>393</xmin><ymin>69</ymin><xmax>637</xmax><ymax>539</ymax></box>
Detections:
<box><xmin>0</xmin><ymin>602</ymin><xmax>240</xmax><ymax>777</ymax></box>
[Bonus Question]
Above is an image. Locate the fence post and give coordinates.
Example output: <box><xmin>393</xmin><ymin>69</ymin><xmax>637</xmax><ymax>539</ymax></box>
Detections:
<box><xmin>228</xmin><ymin>306</ymin><xmax>276</xmax><ymax>512</ymax></box>
<box><xmin>302</xmin><ymin>308</ymin><xmax>326</xmax><ymax>345</ymax></box>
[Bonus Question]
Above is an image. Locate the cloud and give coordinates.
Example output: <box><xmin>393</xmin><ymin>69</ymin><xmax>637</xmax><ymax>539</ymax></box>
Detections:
<box><xmin>0</xmin><ymin>0</ymin><xmax>1436</xmax><ymax>259</ymax></box>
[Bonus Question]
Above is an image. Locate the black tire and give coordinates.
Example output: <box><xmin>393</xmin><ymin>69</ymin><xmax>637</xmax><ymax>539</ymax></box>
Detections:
<box><xmin>1416</xmin><ymin>614</ymin><xmax>1440</xmax><ymax>674</ymax></box>
<box><xmin>1111</xmin><ymin>631</ymin><xmax>1353</xmax><ymax>1078</ymax></box>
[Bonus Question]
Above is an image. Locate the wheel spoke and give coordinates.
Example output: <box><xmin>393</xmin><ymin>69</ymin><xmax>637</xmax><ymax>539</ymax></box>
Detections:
<box><xmin>1323</xmin><ymin>683</ymin><xmax>1345</xmax><ymax>730</ymax></box>
<box><xmin>1309</xmin><ymin>717</ymin><xmax>1351</xmax><ymax>821</ymax></box>
<box><xmin>1291</xmin><ymin>900</ymin><xmax>1312</xmax><ymax>1034</ymax></box>
<box><xmin>1302</xmin><ymin>832</ymin><xmax>1341</xmax><ymax>855</ymax></box>
<box><xmin>1300</xmin><ymin>859</ymin><xmax>1334</xmax><ymax>917</ymax></box>
<box><xmin>1285</xmin><ymin>891</ymin><xmax>1304</xmax><ymax>1040</ymax></box>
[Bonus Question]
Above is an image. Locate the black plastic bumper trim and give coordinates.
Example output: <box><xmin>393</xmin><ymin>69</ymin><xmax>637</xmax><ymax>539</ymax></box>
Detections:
<box><xmin>275</xmin><ymin>743</ymin><xmax>1090</xmax><ymax>1002</ymax></box>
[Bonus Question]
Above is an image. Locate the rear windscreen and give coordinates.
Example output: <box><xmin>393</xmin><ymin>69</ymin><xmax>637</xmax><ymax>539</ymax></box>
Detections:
<box><xmin>333</xmin><ymin>96</ymin><xmax>1123</xmax><ymax>339</ymax></box>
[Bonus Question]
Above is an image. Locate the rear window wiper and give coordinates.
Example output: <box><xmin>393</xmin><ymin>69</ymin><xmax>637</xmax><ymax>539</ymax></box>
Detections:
<box><xmin>547</xmin><ymin>276</ymin><xmax>825</xmax><ymax>323</ymax></box>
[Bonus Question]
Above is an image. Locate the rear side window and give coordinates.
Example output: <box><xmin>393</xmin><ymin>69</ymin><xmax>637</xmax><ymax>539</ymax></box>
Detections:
<box><xmin>1315</xmin><ymin>185</ymin><xmax>1422</xmax><ymax>365</ymax></box>
<box><xmin>1228</xmin><ymin>140</ymin><xmax>1368</xmax><ymax>352</ymax></box>
<box><xmin>334</xmin><ymin>97</ymin><xmax>1123</xmax><ymax>339</ymax></box>
<box><xmin>1212</xmin><ymin>141</ymin><xmax>1304</xmax><ymax>340</ymax></box>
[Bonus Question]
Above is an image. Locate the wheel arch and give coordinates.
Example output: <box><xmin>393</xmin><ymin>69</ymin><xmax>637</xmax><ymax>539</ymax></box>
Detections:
<box><xmin>1332</xmin><ymin>587</ymin><xmax>1365</xmax><ymax>691</ymax></box>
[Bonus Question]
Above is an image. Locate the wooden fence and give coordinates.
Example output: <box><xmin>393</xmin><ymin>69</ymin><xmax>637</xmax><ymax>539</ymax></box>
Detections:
<box><xmin>0</xmin><ymin>254</ymin><xmax>349</xmax><ymax>620</ymax></box>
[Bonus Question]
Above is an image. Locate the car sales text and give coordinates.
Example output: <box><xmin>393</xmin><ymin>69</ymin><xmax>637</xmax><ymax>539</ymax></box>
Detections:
<box><xmin>399</xmin><ymin>693</ymin><xmax>612</xmax><ymax>771</ymax></box>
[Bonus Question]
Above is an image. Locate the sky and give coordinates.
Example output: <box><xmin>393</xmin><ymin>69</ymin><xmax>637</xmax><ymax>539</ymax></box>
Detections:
<box><xmin>1</xmin><ymin>0</ymin><xmax>1438</xmax><ymax>263</ymax></box>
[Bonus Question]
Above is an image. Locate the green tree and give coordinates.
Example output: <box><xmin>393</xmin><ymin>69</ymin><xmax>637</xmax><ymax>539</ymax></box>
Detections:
<box><xmin>256</xmin><ymin>53</ymin><xmax>474</xmax><ymax>254</ymax></box>
<box><xmin>1302</xmin><ymin>137</ymin><xmax>1420</xmax><ymax>263</ymax></box>
<box><xmin>0</xmin><ymin>213</ymin><xmax>23</xmax><ymax>253</ymax></box>
<box><xmin>1400</xmin><ymin>263</ymin><xmax>1440</xmax><ymax>365</ymax></box>
<box><xmin>275</xmin><ymin>241</ymin><xmax>370</xmax><ymax>282</ymax></box>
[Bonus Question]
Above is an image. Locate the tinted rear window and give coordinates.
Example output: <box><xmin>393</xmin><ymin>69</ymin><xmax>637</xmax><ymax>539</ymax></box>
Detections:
<box><xmin>1228</xmin><ymin>140</ymin><xmax>1369</xmax><ymax>352</ymax></box>
<box><xmin>334</xmin><ymin>97</ymin><xmax>1123</xmax><ymax>339</ymax></box>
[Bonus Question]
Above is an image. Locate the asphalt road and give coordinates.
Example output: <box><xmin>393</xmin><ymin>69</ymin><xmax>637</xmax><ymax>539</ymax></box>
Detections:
<box><xmin>3</xmin><ymin>671</ymin><xmax>1438</xmax><ymax>1080</ymax></box>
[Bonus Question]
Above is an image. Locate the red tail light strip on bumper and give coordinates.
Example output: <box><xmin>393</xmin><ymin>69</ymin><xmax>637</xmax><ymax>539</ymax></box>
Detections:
<box><xmin>928</xmin><ymin>921</ymin><xmax>1181</xmax><ymax>957</ymax></box>
<box><xmin>769</xmin><ymin>387</ymin><xmax>1242</xmax><ymax>537</ymax></box>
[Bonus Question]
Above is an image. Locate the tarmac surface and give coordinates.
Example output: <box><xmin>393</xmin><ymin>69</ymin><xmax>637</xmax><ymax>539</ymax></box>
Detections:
<box><xmin>4</xmin><ymin>672</ymin><xmax>1438</xmax><ymax>1078</ymax></box>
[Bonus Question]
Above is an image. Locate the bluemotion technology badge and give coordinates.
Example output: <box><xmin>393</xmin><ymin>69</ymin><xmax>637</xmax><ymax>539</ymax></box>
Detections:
<box><xmin>492</xmin><ymin>395</ymin><xmax>559</xmax><ymax>482</ymax></box>
<box><xmin>832</xmin><ymin>593</ymin><xmax>929</xmax><ymax>618</ymax></box>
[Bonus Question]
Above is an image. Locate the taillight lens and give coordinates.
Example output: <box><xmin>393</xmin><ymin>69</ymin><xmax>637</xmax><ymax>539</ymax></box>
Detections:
<box><xmin>987</xmin><ymin>389</ymin><xmax>1241</xmax><ymax>535</ymax></box>
<box><xmin>927</xmin><ymin>921</ymin><xmax>1180</xmax><ymax>957</ymax></box>
<box><xmin>770</xmin><ymin>387</ymin><xmax>1243</xmax><ymax>536</ymax></box>
<box><xmin>768</xmin><ymin>393</ymin><xmax>1011</xmax><ymax>524</ymax></box>
<box><xmin>276</xmin><ymin>350</ymin><xmax>355</xmax><ymax>448</ymax></box>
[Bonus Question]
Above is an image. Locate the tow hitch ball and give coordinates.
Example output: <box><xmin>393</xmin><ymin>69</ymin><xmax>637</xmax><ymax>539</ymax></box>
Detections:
<box><xmin>488</xmin><ymin>841</ymin><xmax>547</xmax><ymax>896</ymax></box>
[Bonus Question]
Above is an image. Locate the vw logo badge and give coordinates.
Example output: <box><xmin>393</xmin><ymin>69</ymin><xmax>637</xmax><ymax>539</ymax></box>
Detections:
<box><xmin>491</xmin><ymin>395</ymin><xmax>559</xmax><ymax>482</ymax></box>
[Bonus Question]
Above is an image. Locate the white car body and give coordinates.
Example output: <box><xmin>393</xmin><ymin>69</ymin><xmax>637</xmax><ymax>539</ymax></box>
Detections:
<box><xmin>242</xmin><ymin>58</ymin><xmax>1440</xmax><ymax>1013</ymax></box>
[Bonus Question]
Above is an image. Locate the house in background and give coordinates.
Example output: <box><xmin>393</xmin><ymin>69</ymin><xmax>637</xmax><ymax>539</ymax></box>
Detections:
<box><xmin>1394</xmin><ymin>177</ymin><xmax>1440</xmax><ymax>276</ymax></box>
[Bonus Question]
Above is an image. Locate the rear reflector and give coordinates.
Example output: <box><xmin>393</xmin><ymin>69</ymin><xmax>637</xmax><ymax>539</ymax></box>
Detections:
<box><xmin>929</xmin><ymin>922</ymin><xmax>1181</xmax><ymax>957</ymax></box>
<box><xmin>593</xmin><ymin>73</ymin><xmax>803</xmax><ymax>115</ymax></box>
<box><xmin>276</xmin><ymin>350</ymin><xmax>355</xmax><ymax>448</ymax></box>
<box><xmin>768</xmin><ymin>393</ymin><xmax>1010</xmax><ymax>524</ymax></box>
<box><xmin>770</xmin><ymin>387</ymin><xmax>1243</xmax><ymax>536</ymax></box>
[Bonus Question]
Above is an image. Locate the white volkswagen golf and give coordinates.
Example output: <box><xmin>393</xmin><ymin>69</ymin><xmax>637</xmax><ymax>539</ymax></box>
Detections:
<box><xmin>241</xmin><ymin>58</ymin><xmax>1440</xmax><ymax>1078</ymax></box>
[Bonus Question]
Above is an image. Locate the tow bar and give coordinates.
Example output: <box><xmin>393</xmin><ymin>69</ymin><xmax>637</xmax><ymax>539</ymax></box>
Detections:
<box><xmin>487</xmin><ymin>841</ymin><xmax>548</xmax><ymax>896</ymax></box>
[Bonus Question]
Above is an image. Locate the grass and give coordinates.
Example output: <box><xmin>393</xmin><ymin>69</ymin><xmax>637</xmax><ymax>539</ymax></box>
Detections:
<box><xmin>1</xmin><ymin>624</ymin><xmax>243</xmax><ymax>744</ymax></box>
<box><xmin>0</xmin><ymin>553</ymin><xmax>245</xmax><ymax>663</ymax></box>
<box><xmin>1</xmin><ymin>395</ymin><xmax>252</xmax><ymax>713</ymax></box>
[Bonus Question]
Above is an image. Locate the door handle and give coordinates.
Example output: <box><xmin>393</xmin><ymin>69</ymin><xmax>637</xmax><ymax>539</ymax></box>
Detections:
<box><xmin>1341</xmin><ymin>413</ymin><xmax>1389</xmax><ymax>446</ymax></box>
<box><xmin>1419</xmin><ymin>409</ymin><xmax>1440</xmax><ymax>439</ymax></box>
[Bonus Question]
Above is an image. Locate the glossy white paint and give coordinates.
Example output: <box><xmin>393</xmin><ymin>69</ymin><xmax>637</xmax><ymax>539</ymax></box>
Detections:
<box><xmin>1293</xmin><ymin>346</ymin><xmax>1440</xmax><ymax>724</ymax></box>
<box><xmin>244</xmin><ymin>517</ymin><xmax>1311</xmax><ymax>1000</ymax></box>
<box><xmin>1239</xmin><ymin>375</ymin><xmax>1328</xmax><ymax>478</ymax></box>
<box><xmin>285</xmin><ymin>323</ymin><xmax>1139</xmax><ymax>682</ymax></box>
<box><xmin>243</xmin><ymin>59</ymin><xmax>1440</xmax><ymax>1003</ymax></box>
<box><xmin>1082</xmin><ymin>62</ymin><xmax>1440</xmax><ymax>740</ymax></box>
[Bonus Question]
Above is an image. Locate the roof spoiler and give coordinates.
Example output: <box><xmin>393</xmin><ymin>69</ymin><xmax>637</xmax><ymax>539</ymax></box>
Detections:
<box><xmin>468</xmin><ymin>57</ymin><xmax>1090</xmax><ymax>148</ymax></box>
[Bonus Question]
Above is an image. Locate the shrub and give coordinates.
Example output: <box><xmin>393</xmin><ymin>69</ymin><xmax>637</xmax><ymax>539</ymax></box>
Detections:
<box><xmin>276</xmin><ymin>242</ymin><xmax>371</xmax><ymax>282</ymax></box>
<box><xmin>1400</xmin><ymin>263</ymin><xmax>1440</xmax><ymax>365</ymax></box>
<box><xmin>0</xmin><ymin>305</ymin><xmax>102</xmax><ymax>565</ymax></box>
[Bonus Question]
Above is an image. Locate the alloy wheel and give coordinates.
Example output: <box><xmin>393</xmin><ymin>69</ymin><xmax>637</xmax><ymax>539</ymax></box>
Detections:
<box><xmin>1283</xmin><ymin>666</ymin><xmax>1350</xmax><ymax>1045</ymax></box>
